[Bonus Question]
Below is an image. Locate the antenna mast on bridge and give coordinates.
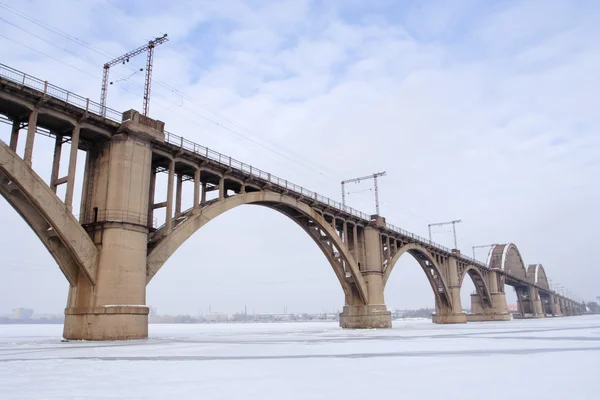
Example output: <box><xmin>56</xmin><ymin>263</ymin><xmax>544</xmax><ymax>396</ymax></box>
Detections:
<box><xmin>428</xmin><ymin>219</ymin><xmax>462</xmax><ymax>249</ymax></box>
<box><xmin>100</xmin><ymin>33</ymin><xmax>169</xmax><ymax>117</ymax></box>
<box><xmin>472</xmin><ymin>243</ymin><xmax>498</xmax><ymax>261</ymax></box>
<box><xmin>341</xmin><ymin>171</ymin><xmax>386</xmax><ymax>215</ymax></box>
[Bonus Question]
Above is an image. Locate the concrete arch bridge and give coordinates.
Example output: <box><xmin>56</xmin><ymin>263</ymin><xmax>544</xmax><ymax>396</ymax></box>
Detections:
<box><xmin>0</xmin><ymin>63</ymin><xmax>586</xmax><ymax>340</ymax></box>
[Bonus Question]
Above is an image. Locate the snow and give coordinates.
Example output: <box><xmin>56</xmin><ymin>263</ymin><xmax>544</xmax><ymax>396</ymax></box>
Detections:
<box><xmin>0</xmin><ymin>316</ymin><xmax>599</xmax><ymax>399</ymax></box>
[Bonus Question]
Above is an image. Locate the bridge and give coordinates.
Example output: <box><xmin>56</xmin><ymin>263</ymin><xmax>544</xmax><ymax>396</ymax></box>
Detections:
<box><xmin>0</xmin><ymin>63</ymin><xmax>586</xmax><ymax>340</ymax></box>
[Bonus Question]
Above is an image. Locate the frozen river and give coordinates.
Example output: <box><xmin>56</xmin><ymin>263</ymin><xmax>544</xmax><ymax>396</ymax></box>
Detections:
<box><xmin>0</xmin><ymin>316</ymin><xmax>599</xmax><ymax>399</ymax></box>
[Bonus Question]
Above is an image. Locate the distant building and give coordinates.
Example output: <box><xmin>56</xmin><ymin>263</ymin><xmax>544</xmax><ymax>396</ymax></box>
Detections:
<box><xmin>507</xmin><ymin>304</ymin><xmax>518</xmax><ymax>312</ymax></box>
<box><xmin>205</xmin><ymin>312</ymin><xmax>229</xmax><ymax>323</ymax></box>
<box><xmin>149</xmin><ymin>307</ymin><xmax>158</xmax><ymax>317</ymax></box>
<box><xmin>12</xmin><ymin>308</ymin><xmax>34</xmax><ymax>320</ymax></box>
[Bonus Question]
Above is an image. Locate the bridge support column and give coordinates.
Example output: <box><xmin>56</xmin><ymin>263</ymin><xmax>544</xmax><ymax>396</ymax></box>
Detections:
<box><xmin>530</xmin><ymin>287</ymin><xmax>545</xmax><ymax>317</ymax></box>
<box><xmin>549</xmin><ymin>294</ymin><xmax>561</xmax><ymax>316</ymax></box>
<box><xmin>63</xmin><ymin>110</ymin><xmax>164</xmax><ymax>340</ymax></box>
<box><xmin>23</xmin><ymin>109</ymin><xmax>38</xmax><ymax>166</ymax></box>
<box><xmin>10</xmin><ymin>118</ymin><xmax>20</xmax><ymax>151</ymax></box>
<box><xmin>339</xmin><ymin>226</ymin><xmax>391</xmax><ymax>329</ymax></box>
<box><xmin>432</xmin><ymin>256</ymin><xmax>466</xmax><ymax>324</ymax></box>
<box><xmin>467</xmin><ymin>271</ymin><xmax>510</xmax><ymax>322</ymax></box>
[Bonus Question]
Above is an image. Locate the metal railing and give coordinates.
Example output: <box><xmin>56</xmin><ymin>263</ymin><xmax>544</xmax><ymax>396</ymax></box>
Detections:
<box><xmin>0</xmin><ymin>62</ymin><xmax>485</xmax><ymax>262</ymax></box>
<box><xmin>0</xmin><ymin>63</ymin><xmax>122</xmax><ymax>122</ymax></box>
<box><xmin>163</xmin><ymin>131</ymin><xmax>371</xmax><ymax>222</ymax></box>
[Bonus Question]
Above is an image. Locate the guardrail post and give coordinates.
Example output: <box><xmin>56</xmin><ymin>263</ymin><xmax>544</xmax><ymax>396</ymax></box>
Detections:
<box><xmin>180</xmin><ymin>137</ymin><xmax>183</xmax><ymax>149</ymax></box>
<box><xmin>22</xmin><ymin>73</ymin><xmax>27</xmax><ymax>85</ymax></box>
<box><xmin>43</xmin><ymin>81</ymin><xmax>48</xmax><ymax>96</ymax></box>
<box><xmin>229</xmin><ymin>157</ymin><xmax>232</xmax><ymax>167</ymax></box>
<box><xmin>85</xmin><ymin>98</ymin><xmax>89</xmax><ymax>113</ymax></box>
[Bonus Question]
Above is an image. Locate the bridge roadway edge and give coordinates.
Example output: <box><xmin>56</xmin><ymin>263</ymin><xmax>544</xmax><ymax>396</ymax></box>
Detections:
<box><xmin>0</xmin><ymin>64</ymin><xmax>588</xmax><ymax>339</ymax></box>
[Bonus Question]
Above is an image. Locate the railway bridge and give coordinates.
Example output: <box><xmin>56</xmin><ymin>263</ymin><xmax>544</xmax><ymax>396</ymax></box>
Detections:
<box><xmin>0</xmin><ymin>63</ymin><xmax>586</xmax><ymax>340</ymax></box>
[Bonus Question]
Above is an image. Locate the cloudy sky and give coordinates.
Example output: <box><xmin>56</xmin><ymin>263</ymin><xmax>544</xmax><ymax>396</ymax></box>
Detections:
<box><xmin>0</xmin><ymin>0</ymin><xmax>598</xmax><ymax>316</ymax></box>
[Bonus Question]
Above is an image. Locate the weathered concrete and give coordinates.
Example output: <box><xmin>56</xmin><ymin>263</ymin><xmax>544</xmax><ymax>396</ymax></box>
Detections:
<box><xmin>0</xmin><ymin>65</ymin><xmax>586</xmax><ymax>340</ymax></box>
<box><xmin>467</xmin><ymin>293</ymin><xmax>512</xmax><ymax>321</ymax></box>
<box><xmin>0</xmin><ymin>140</ymin><xmax>99</xmax><ymax>286</ymax></box>
<box><xmin>339</xmin><ymin>305</ymin><xmax>392</xmax><ymax>329</ymax></box>
<box><xmin>63</xmin><ymin>111</ymin><xmax>160</xmax><ymax>340</ymax></box>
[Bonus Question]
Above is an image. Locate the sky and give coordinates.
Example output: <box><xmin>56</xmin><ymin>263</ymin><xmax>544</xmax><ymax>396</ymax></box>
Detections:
<box><xmin>0</xmin><ymin>0</ymin><xmax>598</xmax><ymax>316</ymax></box>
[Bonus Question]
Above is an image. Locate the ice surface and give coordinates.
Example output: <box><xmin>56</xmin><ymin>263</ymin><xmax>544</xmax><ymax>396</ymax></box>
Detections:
<box><xmin>0</xmin><ymin>316</ymin><xmax>599</xmax><ymax>399</ymax></box>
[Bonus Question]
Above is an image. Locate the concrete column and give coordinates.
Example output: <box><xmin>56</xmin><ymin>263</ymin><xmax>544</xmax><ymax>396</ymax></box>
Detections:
<box><xmin>148</xmin><ymin>167</ymin><xmax>156</xmax><ymax>227</ymax></box>
<box><xmin>467</xmin><ymin>270</ymin><xmax>510</xmax><ymax>322</ymax></box>
<box><xmin>342</xmin><ymin>221</ymin><xmax>347</xmax><ymax>244</ymax></box>
<box><xmin>339</xmin><ymin>225</ymin><xmax>391</xmax><ymax>329</ymax></box>
<box><xmin>165</xmin><ymin>159</ymin><xmax>175</xmax><ymax>232</ymax></box>
<box><xmin>9</xmin><ymin>119</ymin><xmax>20</xmax><ymax>151</ymax></box>
<box><xmin>352</xmin><ymin>224</ymin><xmax>358</xmax><ymax>262</ymax></box>
<box><xmin>201</xmin><ymin>181</ymin><xmax>207</xmax><ymax>205</ymax></box>
<box><xmin>64</xmin><ymin>125</ymin><xmax>80</xmax><ymax>211</ymax></box>
<box><xmin>193</xmin><ymin>169</ymin><xmax>200</xmax><ymax>209</ymax></box>
<box><xmin>385</xmin><ymin>235</ymin><xmax>391</xmax><ymax>262</ymax></box>
<box><xmin>63</xmin><ymin>128</ymin><xmax>155</xmax><ymax>340</ymax></box>
<box><xmin>23</xmin><ymin>109</ymin><xmax>38</xmax><ymax>166</ymax></box>
<box><xmin>78</xmin><ymin>150</ymin><xmax>93</xmax><ymax>224</ymax></box>
<box><xmin>50</xmin><ymin>135</ymin><xmax>62</xmax><ymax>193</ymax></box>
<box><xmin>175</xmin><ymin>173</ymin><xmax>183</xmax><ymax>217</ymax></box>
<box><xmin>356</xmin><ymin>226</ymin><xmax>366</xmax><ymax>269</ymax></box>
<box><xmin>433</xmin><ymin>257</ymin><xmax>466</xmax><ymax>324</ymax></box>
<box><xmin>530</xmin><ymin>286</ymin><xmax>544</xmax><ymax>317</ymax></box>
<box><xmin>489</xmin><ymin>270</ymin><xmax>499</xmax><ymax>293</ymax></box>
<box><xmin>218</xmin><ymin>177</ymin><xmax>225</xmax><ymax>200</ymax></box>
<box><xmin>363</xmin><ymin>228</ymin><xmax>385</xmax><ymax>304</ymax></box>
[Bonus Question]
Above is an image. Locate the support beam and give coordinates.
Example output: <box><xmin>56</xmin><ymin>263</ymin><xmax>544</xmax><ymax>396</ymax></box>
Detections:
<box><xmin>218</xmin><ymin>177</ymin><xmax>224</xmax><ymax>200</ymax></box>
<box><xmin>193</xmin><ymin>168</ymin><xmax>200</xmax><ymax>209</ymax></box>
<box><xmin>50</xmin><ymin>135</ymin><xmax>62</xmax><ymax>193</ymax></box>
<box><xmin>10</xmin><ymin>119</ymin><xmax>20</xmax><ymax>151</ymax></box>
<box><xmin>64</xmin><ymin>125</ymin><xmax>80</xmax><ymax>211</ymax></box>
<box><xmin>23</xmin><ymin>110</ymin><xmax>38</xmax><ymax>166</ymax></box>
<box><xmin>175</xmin><ymin>172</ymin><xmax>183</xmax><ymax>217</ymax></box>
<box><xmin>165</xmin><ymin>159</ymin><xmax>175</xmax><ymax>232</ymax></box>
<box><xmin>201</xmin><ymin>181</ymin><xmax>207</xmax><ymax>205</ymax></box>
<box><xmin>148</xmin><ymin>167</ymin><xmax>156</xmax><ymax>227</ymax></box>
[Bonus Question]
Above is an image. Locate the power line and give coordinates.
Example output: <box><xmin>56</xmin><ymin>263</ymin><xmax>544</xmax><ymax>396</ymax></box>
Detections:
<box><xmin>0</xmin><ymin>33</ymin><xmax>100</xmax><ymax>79</ymax></box>
<box><xmin>1</xmin><ymin>2</ymin><xmax>433</xmax><ymax>224</ymax></box>
<box><xmin>0</xmin><ymin>4</ymin><xmax>340</xmax><ymax>180</ymax></box>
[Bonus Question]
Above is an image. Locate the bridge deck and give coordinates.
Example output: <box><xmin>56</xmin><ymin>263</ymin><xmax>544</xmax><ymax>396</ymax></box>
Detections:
<box><xmin>0</xmin><ymin>62</ymin><xmax>561</xmax><ymax>298</ymax></box>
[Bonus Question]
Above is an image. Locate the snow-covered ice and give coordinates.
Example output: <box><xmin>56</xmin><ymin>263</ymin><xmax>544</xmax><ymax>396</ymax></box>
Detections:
<box><xmin>0</xmin><ymin>315</ymin><xmax>599</xmax><ymax>399</ymax></box>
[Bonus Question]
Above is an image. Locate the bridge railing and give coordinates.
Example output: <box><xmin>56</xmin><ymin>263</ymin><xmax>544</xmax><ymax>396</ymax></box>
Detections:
<box><xmin>164</xmin><ymin>131</ymin><xmax>371</xmax><ymax>221</ymax></box>
<box><xmin>1</xmin><ymin>62</ymin><xmax>473</xmax><ymax>259</ymax></box>
<box><xmin>385</xmin><ymin>222</ymin><xmax>452</xmax><ymax>253</ymax></box>
<box><xmin>0</xmin><ymin>63</ymin><xmax>122</xmax><ymax>122</ymax></box>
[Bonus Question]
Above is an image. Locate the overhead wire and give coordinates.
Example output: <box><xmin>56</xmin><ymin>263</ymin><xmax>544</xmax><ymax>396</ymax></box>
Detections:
<box><xmin>1</xmin><ymin>0</ymin><xmax>430</xmax><ymax>224</ymax></box>
<box><xmin>0</xmin><ymin>2</ymin><xmax>340</xmax><ymax>180</ymax></box>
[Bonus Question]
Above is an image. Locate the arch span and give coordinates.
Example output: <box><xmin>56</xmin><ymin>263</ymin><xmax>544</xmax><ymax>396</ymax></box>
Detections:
<box><xmin>382</xmin><ymin>243</ymin><xmax>453</xmax><ymax>309</ymax></box>
<box><xmin>0</xmin><ymin>140</ymin><xmax>98</xmax><ymax>285</ymax></box>
<box><xmin>488</xmin><ymin>243</ymin><xmax>527</xmax><ymax>280</ymax></box>
<box><xmin>146</xmin><ymin>191</ymin><xmax>368</xmax><ymax>304</ymax></box>
<box><xmin>527</xmin><ymin>264</ymin><xmax>549</xmax><ymax>290</ymax></box>
<box><xmin>460</xmin><ymin>266</ymin><xmax>493</xmax><ymax>308</ymax></box>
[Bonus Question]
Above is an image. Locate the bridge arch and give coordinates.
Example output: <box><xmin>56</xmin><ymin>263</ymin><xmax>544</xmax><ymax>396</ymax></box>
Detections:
<box><xmin>460</xmin><ymin>266</ymin><xmax>493</xmax><ymax>308</ymax></box>
<box><xmin>146</xmin><ymin>191</ymin><xmax>369</xmax><ymax>304</ymax></box>
<box><xmin>527</xmin><ymin>264</ymin><xmax>549</xmax><ymax>290</ymax></box>
<box><xmin>0</xmin><ymin>140</ymin><xmax>98</xmax><ymax>286</ymax></box>
<box><xmin>382</xmin><ymin>243</ymin><xmax>453</xmax><ymax>309</ymax></box>
<box><xmin>487</xmin><ymin>243</ymin><xmax>528</xmax><ymax>280</ymax></box>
